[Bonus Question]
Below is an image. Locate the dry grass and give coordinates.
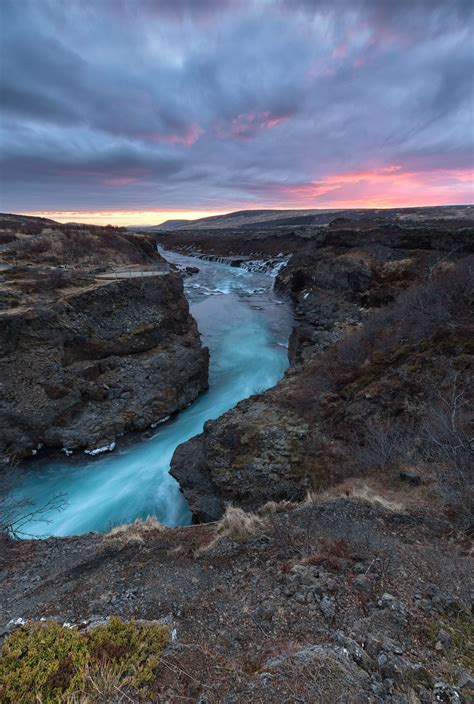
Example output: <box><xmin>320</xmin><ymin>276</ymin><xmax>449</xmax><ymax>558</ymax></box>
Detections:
<box><xmin>349</xmin><ymin>484</ymin><xmax>405</xmax><ymax>512</ymax></box>
<box><xmin>64</xmin><ymin>661</ymin><xmax>130</xmax><ymax>703</ymax></box>
<box><xmin>104</xmin><ymin>516</ymin><xmax>166</xmax><ymax>544</ymax></box>
<box><xmin>302</xmin><ymin>489</ymin><xmax>320</xmax><ymax>506</ymax></box>
<box><xmin>1</xmin><ymin>223</ymin><xmax>158</xmax><ymax>271</ymax></box>
<box><xmin>320</xmin><ymin>479</ymin><xmax>406</xmax><ymax>513</ymax></box>
<box><xmin>196</xmin><ymin>505</ymin><xmax>269</xmax><ymax>555</ymax></box>
<box><xmin>259</xmin><ymin>499</ymin><xmax>297</xmax><ymax>514</ymax></box>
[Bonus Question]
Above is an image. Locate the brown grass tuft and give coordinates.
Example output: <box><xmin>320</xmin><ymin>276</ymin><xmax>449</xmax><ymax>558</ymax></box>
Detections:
<box><xmin>64</xmin><ymin>661</ymin><xmax>129</xmax><ymax>703</ymax></box>
<box><xmin>259</xmin><ymin>499</ymin><xmax>297</xmax><ymax>514</ymax></box>
<box><xmin>104</xmin><ymin>516</ymin><xmax>166</xmax><ymax>544</ymax></box>
<box><xmin>320</xmin><ymin>479</ymin><xmax>406</xmax><ymax>513</ymax></box>
<box><xmin>302</xmin><ymin>490</ymin><xmax>320</xmax><ymax>506</ymax></box>
<box><xmin>195</xmin><ymin>505</ymin><xmax>268</xmax><ymax>555</ymax></box>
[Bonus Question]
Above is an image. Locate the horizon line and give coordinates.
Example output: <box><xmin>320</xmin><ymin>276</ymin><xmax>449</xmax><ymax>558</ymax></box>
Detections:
<box><xmin>10</xmin><ymin>202</ymin><xmax>473</xmax><ymax>228</ymax></box>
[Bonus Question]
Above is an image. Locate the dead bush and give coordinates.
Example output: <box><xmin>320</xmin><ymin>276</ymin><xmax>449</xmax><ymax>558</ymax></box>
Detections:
<box><xmin>0</xmin><ymin>231</ymin><xmax>18</xmax><ymax>244</ymax></box>
<box><xmin>330</xmin><ymin>257</ymin><xmax>474</xmax><ymax>378</ymax></box>
<box><xmin>355</xmin><ymin>417</ymin><xmax>416</xmax><ymax>471</ymax></box>
<box><xmin>304</xmin><ymin>536</ymin><xmax>352</xmax><ymax>569</ymax></box>
<box><xmin>418</xmin><ymin>373</ymin><xmax>473</xmax><ymax>525</ymax></box>
<box><xmin>0</xmin><ymin>468</ymin><xmax>67</xmax><ymax>538</ymax></box>
<box><xmin>22</xmin><ymin>269</ymin><xmax>69</xmax><ymax>294</ymax></box>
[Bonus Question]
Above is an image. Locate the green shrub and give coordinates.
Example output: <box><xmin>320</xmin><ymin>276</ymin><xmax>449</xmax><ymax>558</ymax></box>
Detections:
<box><xmin>0</xmin><ymin>617</ymin><xmax>169</xmax><ymax>703</ymax></box>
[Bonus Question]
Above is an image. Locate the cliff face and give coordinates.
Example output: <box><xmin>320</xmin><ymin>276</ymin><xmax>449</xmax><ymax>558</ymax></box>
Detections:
<box><xmin>170</xmin><ymin>223</ymin><xmax>473</xmax><ymax>523</ymax></box>
<box><xmin>0</xmin><ymin>274</ymin><xmax>208</xmax><ymax>458</ymax></box>
<box><xmin>0</xmin><ymin>215</ymin><xmax>209</xmax><ymax>459</ymax></box>
<box><xmin>275</xmin><ymin>226</ymin><xmax>474</xmax><ymax>363</ymax></box>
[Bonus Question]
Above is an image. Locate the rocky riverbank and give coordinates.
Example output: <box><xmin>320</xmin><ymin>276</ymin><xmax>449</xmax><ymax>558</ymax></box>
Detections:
<box><xmin>0</xmin><ymin>216</ymin><xmax>209</xmax><ymax>459</ymax></box>
<box><xmin>166</xmin><ymin>217</ymin><xmax>473</xmax><ymax>524</ymax></box>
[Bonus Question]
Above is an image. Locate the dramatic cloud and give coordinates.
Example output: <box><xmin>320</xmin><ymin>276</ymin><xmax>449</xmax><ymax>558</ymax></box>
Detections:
<box><xmin>0</xmin><ymin>0</ymin><xmax>472</xmax><ymax>222</ymax></box>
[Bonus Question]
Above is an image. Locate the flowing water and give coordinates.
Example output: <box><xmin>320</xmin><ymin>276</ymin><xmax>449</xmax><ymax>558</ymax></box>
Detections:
<box><xmin>6</xmin><ymin>249</ymin><xmax>293</xmax><ymax>537</ymax></box>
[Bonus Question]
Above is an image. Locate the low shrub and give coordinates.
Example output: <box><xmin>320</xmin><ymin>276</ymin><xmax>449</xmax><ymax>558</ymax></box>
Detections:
<box><xmin>0</xmin><ymin>231</ymin><xmax>18</xmax><ymax>244</ymax></box>
<box><xmin>0</xmin><ymin>617</ymin><xmax>169</xmax><ymax>703</ymax></box>
<box><xmin>427</xmin><ymin>610</ymin><xmax>474</xmax><ymax>671</ymax></box>
<box><xmin>283</xmin><ymin>257</ymin><xmax>473</xmax><ymax>418</ymax></box>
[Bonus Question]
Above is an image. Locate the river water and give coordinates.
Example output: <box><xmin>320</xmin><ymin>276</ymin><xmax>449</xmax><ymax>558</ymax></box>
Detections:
<box><xmin>6</xmin><ymin>249</ymin><xmax>293</xmax><ymax>537</ymax></box>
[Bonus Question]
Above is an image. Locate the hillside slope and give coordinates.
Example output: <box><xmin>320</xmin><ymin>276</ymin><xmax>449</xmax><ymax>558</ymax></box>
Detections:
<box><xmin>152</xmin><ymin>205</ymin><xmax>473</xmax><ymax>231</ymax></box>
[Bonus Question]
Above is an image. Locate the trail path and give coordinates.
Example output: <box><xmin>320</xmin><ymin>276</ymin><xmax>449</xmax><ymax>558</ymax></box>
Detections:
<box><xmin>95</xmin><ymin>267</ymin><xmax>170</xmax><ymax>279</ymax></box>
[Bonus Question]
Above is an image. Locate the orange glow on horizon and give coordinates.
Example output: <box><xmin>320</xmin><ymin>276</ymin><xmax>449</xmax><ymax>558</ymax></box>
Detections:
<box><xmin>19</xmin><ymin>166</ymin><xmax>473</xmax><ymax>226</ymax></box>
<box><xmin>20</xmin><ymin>210</ymin><xmax>228</xmax><ymax>227</ymax></box>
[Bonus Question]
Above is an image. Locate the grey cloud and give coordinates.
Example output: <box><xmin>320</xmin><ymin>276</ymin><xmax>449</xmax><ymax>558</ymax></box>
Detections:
<box><xmin>0</xmin><ymin>0</ymin><xmax>472</xmax><ymax>212</ymax></box>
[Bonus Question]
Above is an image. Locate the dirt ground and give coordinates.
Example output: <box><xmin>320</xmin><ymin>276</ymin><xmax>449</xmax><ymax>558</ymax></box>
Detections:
<box><xmin>1</xmin><ymin>492</ymin><xmax>472</xmax><ymax>702</ymax></box>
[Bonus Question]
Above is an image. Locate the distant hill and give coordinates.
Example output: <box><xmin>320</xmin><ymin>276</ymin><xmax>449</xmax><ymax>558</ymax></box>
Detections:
<box><xmin>156</xmin><ymin>219</ymin><xmax>191</xmax><ymax>230</ymax></box>
<box><xmin>129</xmin><ymin>219</ymin><xmax>191</xmax><ymax>232</ymax></box>
<box><xmin>0</xmin><ymin>212</ymin><xmax>60</xmax><ymax>228</ymax></box>
<box><xmin>169</xmin><ymin>209</ymin><xmax>325</xmax><ymax>230</ymax></box>
<box><xmin>148</xmin><ymin>220</ymin><xmax>192</xmax><ymax>231</ymax></box>
<box><xmin>140</xmin><ymin>205</ymin><xmax>473</xmax><ymax>231</ymax></box>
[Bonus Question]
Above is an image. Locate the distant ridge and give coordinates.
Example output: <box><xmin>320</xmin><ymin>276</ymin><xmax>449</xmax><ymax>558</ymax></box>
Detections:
<box><xmin>156</xmin><ymin>209</ymin><xmax>324</xmax><ymax>230</ymax></box>
<box><xmin>147</xmin><ymin>219</ymin><xmax>191</xmax><ymax>231</ymax></box>
<box><xmin>0</xmin><ymin>212</ymin><xmax>59</xmax><ymax>226</ymax></box>
<box><xmin>133</xmin><ymin>205</ymin><xmax>473</xmax><ymax>231</ymax></box>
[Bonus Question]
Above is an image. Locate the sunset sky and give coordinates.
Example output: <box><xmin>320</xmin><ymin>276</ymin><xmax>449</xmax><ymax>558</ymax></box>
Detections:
<box><xmin>1</xmin><ymin>0</ymin><xmax>473</xmax><ymax>226</ymax></box>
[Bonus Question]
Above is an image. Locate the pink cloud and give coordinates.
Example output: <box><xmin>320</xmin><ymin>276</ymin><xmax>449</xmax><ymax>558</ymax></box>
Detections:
<box><xmin>102</xmin><ymin>176</ymin><xmax>139</xmax><ymax>187</ymax></box>
<box><xmin>331</xmin><ymin>44</ymin><xmax>348</xmax><ymax>59</ymax></box>
<box><xmin>260</xmin><ymin>165</ymin><xmax>474</xmax><ymax>208</ymax></box>
<box><xmin>136</xmin><ymin>123</ymin><xmax>203</xmax><ymax>146</ymax></box>
<box><xmin>217</xmin><ymin>111</ymin><xmax>290</xmax><ymax>140</ymax></box>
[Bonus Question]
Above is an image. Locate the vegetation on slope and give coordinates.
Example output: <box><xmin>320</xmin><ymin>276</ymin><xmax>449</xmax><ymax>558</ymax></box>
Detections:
<box><xmin>0</xmin><ymin>617</ymin><xmax>169</xmax><ymax>703</ymax></box>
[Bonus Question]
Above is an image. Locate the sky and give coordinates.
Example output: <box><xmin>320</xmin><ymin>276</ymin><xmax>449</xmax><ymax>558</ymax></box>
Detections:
<box><xmin>1</xmin><ymin>0</ymin><xmax>473</xmax><ymax>226</ymax></box>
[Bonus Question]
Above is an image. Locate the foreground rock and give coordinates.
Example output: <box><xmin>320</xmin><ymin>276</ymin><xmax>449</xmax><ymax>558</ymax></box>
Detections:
<box><xmin>170</xmin><ymin>396</ymin><xmax>310</xmax><ymax>521</ymax></box>
<box><xmin>0</xmin><ymin>216</ymin><xmax>209</xmax><ymax>458</ymax></box>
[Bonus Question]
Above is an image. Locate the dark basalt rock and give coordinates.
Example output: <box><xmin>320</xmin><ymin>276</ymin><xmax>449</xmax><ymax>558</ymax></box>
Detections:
<box><xmin>0</xmin><ymin>273</ymin><xmax>209</xmax><ymax>458</ymax></box>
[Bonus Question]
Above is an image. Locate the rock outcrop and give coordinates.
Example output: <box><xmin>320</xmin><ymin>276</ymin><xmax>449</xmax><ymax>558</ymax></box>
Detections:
<box><xmin>0</xmin><ymin>216</ymin><xmax>209</xmax><ymax>458</ymax></box>
<box><xmin>0</xmin><ymin>274</ymin><xmax>208</xmax><ymax>458</ymax></box>
<box><xmin>171</xmin><ymin>398</ymin><xmax>311</xmax><ymax>521</ymax></box>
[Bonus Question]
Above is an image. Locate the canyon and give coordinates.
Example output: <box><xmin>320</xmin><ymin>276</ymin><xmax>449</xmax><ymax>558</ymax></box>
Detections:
<box><xmin>0</xmin><ymin>208</ymin><xmax>473</xmax><ymax>703</ymax></box>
